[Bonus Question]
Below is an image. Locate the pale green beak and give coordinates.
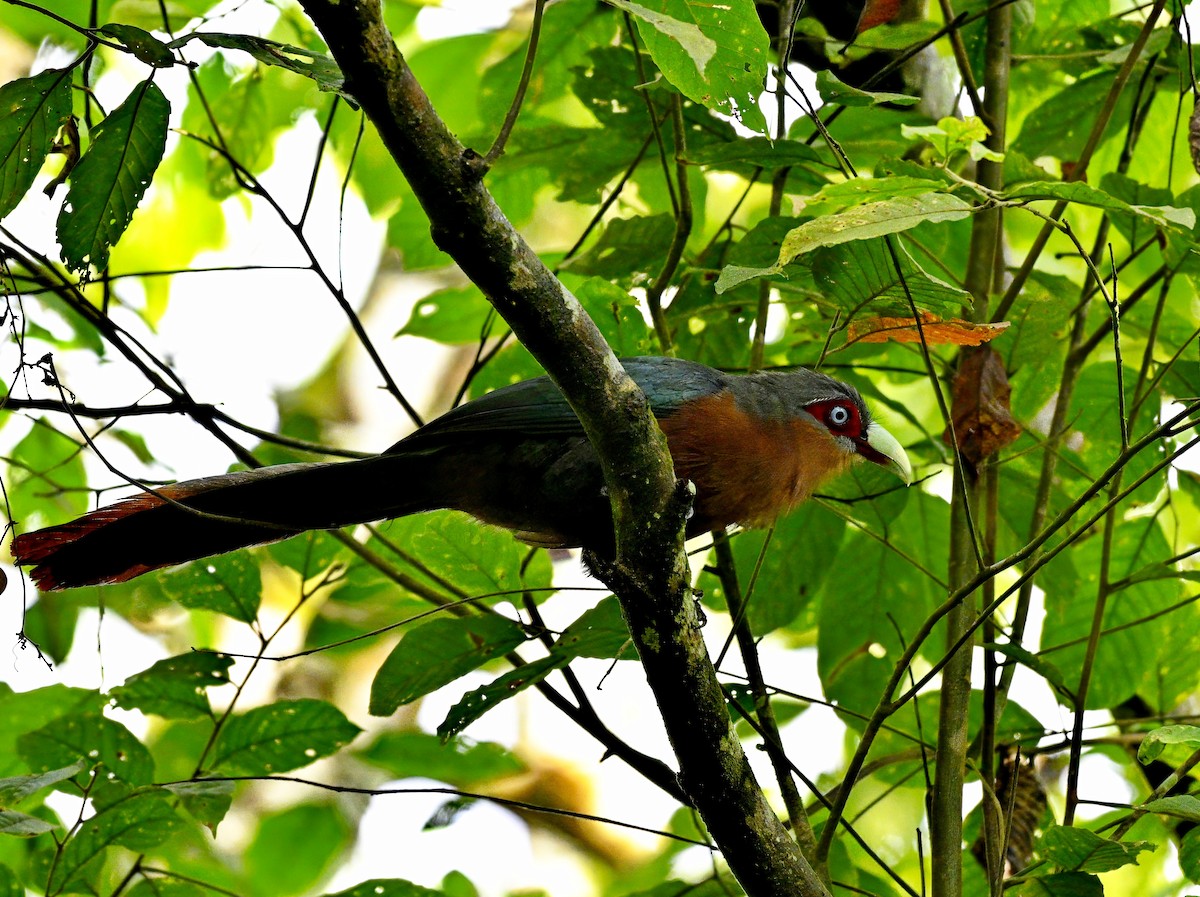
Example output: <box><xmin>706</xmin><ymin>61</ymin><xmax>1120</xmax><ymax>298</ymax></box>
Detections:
<box><xmin>862</xmin><ymin>422</ymin><xmax>912</xmax><ymax>486</ymax></box>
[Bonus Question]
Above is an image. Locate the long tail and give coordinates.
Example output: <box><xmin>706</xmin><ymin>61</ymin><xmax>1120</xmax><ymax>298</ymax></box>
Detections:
<box><xmin>11</xmin><ymin>454</ymin><xmax>442</xmax><ymax>591</ymax></box>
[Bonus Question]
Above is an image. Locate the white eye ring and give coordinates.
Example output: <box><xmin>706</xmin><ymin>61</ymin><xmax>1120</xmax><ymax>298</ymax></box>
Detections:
<box><xmin>828</xmin><ymin>405</ymin><xmax>851</xmax><ymax>427</ymax></box>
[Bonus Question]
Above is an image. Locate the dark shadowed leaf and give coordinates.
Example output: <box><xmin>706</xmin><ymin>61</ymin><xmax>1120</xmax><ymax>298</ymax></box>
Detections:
<box><xmin>0</xmin><ymin>67</ymin><xmax>73</xmax><ymax>219</ymax></box>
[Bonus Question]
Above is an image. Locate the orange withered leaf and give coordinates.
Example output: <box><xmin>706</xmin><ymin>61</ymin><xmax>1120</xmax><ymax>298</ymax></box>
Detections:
<box><xmin>855</xmin><ymin>0</ymin><xmax>904</xmax><ymax>34</ymax></box>
<box><xmin>847</xmin><ymin>312</ymin><xmax>1010</xmax><ymax>346</ymax></box>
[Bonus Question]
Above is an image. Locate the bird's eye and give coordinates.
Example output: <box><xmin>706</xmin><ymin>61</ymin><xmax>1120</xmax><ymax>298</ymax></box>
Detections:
<box><xmin>827</xmin><ymin>404</ymin><xmax>851</xmax><ymax>428</ymax></box>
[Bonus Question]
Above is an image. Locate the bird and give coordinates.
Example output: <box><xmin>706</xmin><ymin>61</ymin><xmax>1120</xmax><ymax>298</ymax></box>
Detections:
<box><xmin>11</xmin><ymin>357</ymin><xmax>912</xmax><ymax>591</ymax></box>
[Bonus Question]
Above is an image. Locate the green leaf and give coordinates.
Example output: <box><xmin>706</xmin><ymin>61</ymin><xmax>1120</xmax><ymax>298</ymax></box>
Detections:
<box><xmin>1006</xmin><ymin>181</ymin><xmax>1195</xmax><ymax>230</ymax></box>
<box><xmin>158</xmin><ymin>552</ymin><xmax>262</xmax><ymax>623</ymax></box>
<box><xmin>245</xmin><ymin>804</ymin><xmax>351</xmax><ymax>897</ymax></box>
<box><xmin>608</xmin><ymin>0</ymin><xmax>769</xmax><ymax>132</ymax></box>
<box><xmin>99</xmin><ymin>23</ymin><xmax>176</xmax><ymax>67</ymax></box>
<box><xmin>369</xmin><ymin>615</ymin><xmax>528</xmax><ymax>716</ymax></box>
<box><xmin>1011</xmin><ymin>872</ymin><xmax>1102</xmax><ymax>897</ymax></box>
<box><xmin>702</xmin><ymin>503</ymin><xmax>847</xmax><ymax>635</ymax></box>
<box><xmin>778</xmin><ymin>193</ymin><xmax>973</xmax><ymax>265</ymax></box>
<box><xmin>18</xmin><ymin>713</ymin><xmax>155</xmax><ymax>786</ymax></box>
<box><xmin>0</xmin><ymin>67</ymin><xmax>73</xmax><ymax>220</ymax></box>
<box><xmin>57</xmin><ymin>78</ymin><xmax>169</xmax><ymax>273</ymax></box>
<box><xmin>552</xmin><ymin>595</ymin><xmax>634</xmax><ymax>659</ymax></box>
<box><xmin>1142</xmin><ymin>795</ymin><xmax>1200</xmax><ymax>823</ymax></box>
<box><xmin>398</xmin><ymin>285</ymin><xmax>496</xmax><ymax>345</ymax></box>
<box><xmin>359</xmin><ymin>732</ymin><xmax>523</xmax><ymax>787</ymax></box>
<box><xmin>161</xmin><ymin>780</ymin><xmax>234</xmax><ymax>833</ymax></box>
<box><xmin>0</xmin><ymin>762</ymin><xmax>84</xmax><ymax>805</ymax></box>
<box><xmin>0</xmin><ymin>865</ymin><xmax>17</xmax><ymax>897</ymax></box>
<box><xmin>1180</xmin><ymin>827</ymin><xmax>1200</xmax><ymax>883</ymax></box>
<box><xmin>813</xmin><ymin>238</ymin><xmax>972</xmax><ymax>317</ymax></box>
<box><xmin>575</xmin><ymin>277</ymin><xmax>655</xmax><ymax>355</ymax></box>
<box><xmin>10</xmin><ymin>422</ymin><xmax>89</xmax><ymax>525</ymax></box>
<box><xmin>127</xmin><ymin>881</ymin><xmax>206</xmax><ymax>897</ymax></box>
<box><xmin>437</xmin><ymin>655</ymin><xmax>567</xmax><ymax>741</ymax></box>
<box><xmin>815</xmin><ymin>69</ymin><xmax>918</xmax><ymax>107</ymax></box>
<box><xmin>53</xmin><ymin>789</ymin><xmax>183</xmax><ymax>892</ymax></box>
<box><xmin>374</xmin><ymin>512</ymin><xmax>538</xmax><ymax>601</ymax></box>
<box><xmin>324</xmin><ymin>881</ymin><xmax>446</xmax><ymax>897</ymax></box>
<box><xmin>170</xmin><ymin>33</ymin><xmax>350</xmax><ymax>101</ymax></box>
<box><xmin>110</xmin><ymin>651</ymin><xmax>233</xmax><ymax>720</ymax></box>
<box><xmin>563</xmin><ymin>215</ymin><xmax>676</xmax><ymax>280</ymax></box>
<box><xmin>210</xmin><ymin>699</ymin><xmax>361</xmax><ymax>775</ymax></box>
<box><xmin>1038</xmin><ymin>824</ymin><xmax>1155</xmax><ymax>873</ymax></box>
<box><xmin>0</xmin><ymin>809</ymin><xmax>57</xmax><ymax>837</ymax></box>
<box><xmin>1137</xmin><ymin>725</ymin><xmax>1200</xmax><ymax>765</ymax></box>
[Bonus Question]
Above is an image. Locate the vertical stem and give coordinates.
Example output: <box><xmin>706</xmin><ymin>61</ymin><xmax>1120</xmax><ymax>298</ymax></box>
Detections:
<box><xmin>932</xmin><ymin>4</ymin><xmax>1010</xmax><ymax>896</ymax></box>
<box><xmin>750</xmin><ymin>0</ymin><xmax>794</xmax><ymax>371</ymax></box>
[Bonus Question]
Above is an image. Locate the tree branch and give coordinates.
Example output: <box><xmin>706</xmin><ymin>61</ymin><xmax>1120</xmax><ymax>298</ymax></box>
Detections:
<box><xmin>294</xmin><ymin>3</ymin><xmax>828</xmax><ymax>894</ymax></box>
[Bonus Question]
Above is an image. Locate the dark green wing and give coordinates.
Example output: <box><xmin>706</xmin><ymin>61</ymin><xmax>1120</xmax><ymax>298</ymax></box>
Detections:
<box><xmin>390</xmin><ymin>357</ymin><xmax>728</xmax><ymax>451</ymax></box>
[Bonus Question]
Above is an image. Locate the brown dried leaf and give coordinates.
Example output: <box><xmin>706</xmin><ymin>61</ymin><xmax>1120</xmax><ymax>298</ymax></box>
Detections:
<box><xmin>944</xmin><ymin>347</ymin><xmax>1021</xmax><ymax>466</ymax></box>
<box><xmin>848</xmin><ymin>312</ymin><xmax>1010</xmax><ymax>346</ymax></box>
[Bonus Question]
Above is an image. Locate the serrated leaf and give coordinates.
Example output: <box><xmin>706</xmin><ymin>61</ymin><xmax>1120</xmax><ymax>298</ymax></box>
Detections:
<box><xmin>369</xmin><ymin>615</ymin><xmax>528</xmax><ymax>716</ymax></box>
<box><xmin>0</xmin><ymin>762</ymin><xmax>84</xmax><ymax>805</ymax></box>
<box><xmin>607</xmin><ymin>0</ymin><xmax>769</xmax><ymax>132</ymax></box>
<box><xmin>0</xmin><ymin>809</ymin><xmax>57</xmax><ymax>836</ymax></box>
<box><xmin>172</xmin><ymin>32</ymin><xmax>350</xmax><ymax>101</ymax></box>
<box><xmin>438</xmin><ymin>655</ymin><xmax>567</xmax><ymax>741</ymax></box>
<box><xmin>778</xmin><ymin>193</ymin><xmax>972</xmax><ymax>264</ymax></box>
<box><xmin>210</xmin><ymin>699</ymin><xmax>361</xmax><ymax>775</ymax></box>
<box><xmin>57</xmin><ymin>79</ymin><xmax>169</xmax><ymax>273</ymax></box>
<box><xmin>110</xmin><ymin>651</ymin><xmax>233</xmax><ymax>720</ymax></box>
<box><xmin>1038</xmin><ymin>824</ymin><xmax>1155</xmax><ymax>873</ymax></box>
<box><xmin>0</xmin><ymin>67</ymin><xmax>73</xmax><ymax>220</ymax></box>
<box><xmin>161</xmin><ymin>780</ymin><xmax>233</xmax><ymax>833</ymax></box>
<box><xmin>159</xmin><ymin>552</ymin><xmax>261</xmax><ymax>623</ymax></box>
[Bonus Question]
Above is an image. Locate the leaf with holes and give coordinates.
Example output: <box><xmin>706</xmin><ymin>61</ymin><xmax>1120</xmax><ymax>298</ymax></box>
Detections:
<box><xmin>110</xmin><ymin>652</ymin><xmax>233</xmax><ymax>720</ymax></box>
<box><xmin>778</xmin><ymin>193</ymin><xmax>972</xmax><ymax>265</ymax></box>
<box><xmin>210</xmin><ymin>699</ymin><xmax>361</xmax><ymax>775</ymax></box>
<box><xmin>0</xmin><ymin>67</ymin><xmax>73</xmax><ymax>220</ymax></box>
<box><xmin>57</xmin><ymin>79</ymin><xmax>169</xmax><ymax>273</ymax></box>
<box><xmin>607</xmin><ymin>0</ymin><xmax>769</xmax><ymax>132</ymax></box>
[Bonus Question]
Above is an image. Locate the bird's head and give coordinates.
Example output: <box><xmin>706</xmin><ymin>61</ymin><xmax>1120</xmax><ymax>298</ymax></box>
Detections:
<box><xmin>801</xmin><ymin>394</ymin><xmax>912</xmax><ymax>486</ymax></box>
<box><xmin>741</xmin><ymin>368</ymin><xmax>913</xmax><ymax>486</ymax></box>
